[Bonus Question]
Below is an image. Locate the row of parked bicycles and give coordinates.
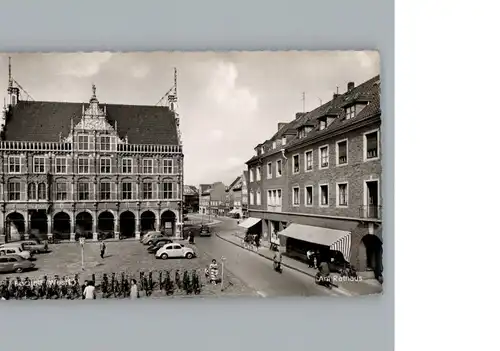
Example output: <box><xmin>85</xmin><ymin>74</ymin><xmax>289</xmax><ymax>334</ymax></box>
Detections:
<box><xmin>0</xmin><ymin>269</ymin><xmax>211</xmax><ymax>300</ymax></box>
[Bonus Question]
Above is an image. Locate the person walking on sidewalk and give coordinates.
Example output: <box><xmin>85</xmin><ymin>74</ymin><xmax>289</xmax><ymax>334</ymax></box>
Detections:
<box><xmin>100</xmin><ymin>240</ymin><xmax>106</xmax><ymax>259</ymax></box>
<box><xmin>306</xmin><ymin>249</ymin><xmax>315</xmax><ymax>268</ymax></box>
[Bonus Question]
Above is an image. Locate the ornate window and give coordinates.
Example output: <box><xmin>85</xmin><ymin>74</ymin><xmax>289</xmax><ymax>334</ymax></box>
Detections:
<box><xmin>99</xmin><ymin>136</ymin><xmax>111</xmax><ymax>151</ymax></box>
<box><xmin>8</xmin><ymin>181</ymin><xmax>21</xmax><ymax>201</ymax></box>
<box><xmin>55</xmin><ymin>157</ymin><xmax>67</xmax><ymax>174</ymax></box>
<box><xmin>100</xmin><ymin>158</ymin><xmax>111</xmax><ymax>174</ymax></box>
<box><xmin>56</xmin><ymin>182</ymin><xmax>67</xmax><ymax>201</ymax></box>
<box><xmin>78</xmin><ymin>182</ymin><xmax>90</xmax><ymax>200</ymax></box>
<box><xmin>142</xmin><ymin>182</ymin><xmax>153</xmax><ymax>199</ymax></box>
<box><xmin>28</xmin><ymin>182</ymin><xmax>36</xmax><ymax>200</ymax></box>
<box><xmin>122</xmin><ymin>158</ymin><xmax>132</xmax><ymax>173</ymax></box>
<box><xmin>78</xmin><ymin>158</ymin><xmax>90</xmax><ymax>174</ymax></box>
<box><xmin>163</xmin><ymin>159</ymin><xmax>174</xmax><ymax>174</ymax></box>
<box><xmin>100</xmin><ymin>181</ymin><xmax>111</xmax><ymax>200</ymax></box>
<box><xmin>8</xmin><ymin>156</ymin><xmax>21</xmax><ymax>174</ymax></box>
<box><xmin>38</xmin><ymin>183</ymin><xmax>47</xmax><ymax>200</ymax></box>
<box><xmin>162</xmin><ymin>182</ymin><xmax>178</xmax><ymax>199</ymax></box>
<box><xmin>33</xmin><ymin>157</ymin><xmax>45</xmax><ymax>173</ymax></box>
<box><xmin>78</xmin><ymin>135</ymin><xmax>89</xmax><ymax>151</ymax></box>
<box><xmin>122</xmin><ymin>182</ymin><xmax>132</xmax><ymax>200</ymax></box>
<box><xmin>143</xmin><ymin>159</ymin><xmax>153</xmax><ymax>174</ymax></box>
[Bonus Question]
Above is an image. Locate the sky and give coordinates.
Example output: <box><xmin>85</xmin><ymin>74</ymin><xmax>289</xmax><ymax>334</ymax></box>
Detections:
<box><xmin>0</xmin><ymin>51</ymin><xmax>379</xmax><ymax>186</ymax></box>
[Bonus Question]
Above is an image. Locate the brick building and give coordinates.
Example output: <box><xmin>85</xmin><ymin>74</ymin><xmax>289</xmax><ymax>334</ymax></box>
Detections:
<box><xmin>243</xmin><ymin>75</ymin><xmax>382</xmax><ymax>276</ymax></box>
<box><xmin>0</xmin><ymin>64</ymin><xmax>184</xmax><ymax>243</ymax></box>
<box><xmin>198</xmin><ymin>182</ymin><xmax>226</xmax><ymax>217</ymax></box>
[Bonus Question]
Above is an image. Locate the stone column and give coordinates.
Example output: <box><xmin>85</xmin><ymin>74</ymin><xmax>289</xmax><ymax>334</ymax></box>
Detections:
<box><xmin>26</xmin><ymin>212</ymin><xmax>32</xmax><ymax>239</ymax></box>
<box><xmin>92</xmin><ymin>211</ymin><xmax>98</xmax><ymax>241</ymax></box>
<box><xmin>155</xmin><ymin>210</ymin><xmax>161</xmax><ymax>232</ymax></box>
<box><xmin>47</xmin><ymin>213</ymin><xmax>53</xmax><ymax>242</ymax></box>
<box><xmin>135</xmin><ymin>213</ymin><xmax>141</xmax><ymax>240</ymax></box>
<box><xmin>70</xmin><ymin>212</ymin><xmax>76</xmax><ymax>242</ymax></box>
<box><xmin>114</xmin><ymin>216</ymin><xmax>120</xmax><ymax>240</ymax></box>
<box><xmin>0</xmin><ymin>211</ymin><xmax>5</xmax><ymax>244</ymax></box>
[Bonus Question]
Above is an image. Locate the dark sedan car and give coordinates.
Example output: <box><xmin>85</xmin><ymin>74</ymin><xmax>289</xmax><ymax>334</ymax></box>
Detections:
<box><xmin>147</xmin><ymin>243</ymin><xmax>166</xmax><ymax>254</ymax></box>
<box><xmin>148</xmin><ymin>237</ymin><xmax>173</xmax><ymax>248</ymax></box>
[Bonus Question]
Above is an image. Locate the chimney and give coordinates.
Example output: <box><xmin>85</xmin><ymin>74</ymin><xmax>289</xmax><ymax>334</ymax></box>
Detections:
<box><xmin>347</xmin><ymin>82</ymin><xmax>355</xmax><ymax>91</ymax></box>
<box><xmin>333</xmin><ymin>93</ymin><xmax>340</xmax><ymax>99</ymax></box>
<box><xmin>277</xmin><ymin>122</ymin><xmax>287</xmax><ymax>131</ymax></box>
<box><xmin>295</xmin><ymin>112</ymin><xmax>306</xmax><ymax>120</ymax></box>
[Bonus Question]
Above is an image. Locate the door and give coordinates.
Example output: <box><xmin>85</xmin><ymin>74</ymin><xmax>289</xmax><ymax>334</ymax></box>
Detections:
<box><xmin>171</xmin><ymin>244</ymin><xmax>183</xmax><ymax>257</ymax></box>
<box><xmin>365</xmin><ymin>180</ymin><xmax>379</xmax><ymax>218</ymax></box>
<box><xmin>0</xmin><ymin>257</ymin><xmax>13</xmax><ymax>273</ymax></box>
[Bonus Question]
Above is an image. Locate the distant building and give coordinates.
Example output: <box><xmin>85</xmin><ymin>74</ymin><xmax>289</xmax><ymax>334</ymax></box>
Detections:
<box><xmin>225</xmin><ymin>175</ymin><xmax>243</xmax><ymax>218</ymax></box>
<box><xmin>198</xmin><ymin>184</ymin><xmax>211</xmax><ymax>215</ymax></box>
<box><xmin>183</xmin><ymin>185</ymin><xmax>199</xmax><ymax>213</ymax></box>
<box><xmin>243</xmin><ymin>75</ymin><xmax>382</xmax><ymax>276</ymax></box>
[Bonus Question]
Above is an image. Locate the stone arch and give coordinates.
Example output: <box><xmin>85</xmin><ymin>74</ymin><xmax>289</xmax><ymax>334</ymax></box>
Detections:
<box><xmin>119</xmin><ymin>210</ymin><xmax>136</xmax><ymax>238</ymax></box>
<box><xmin>97</xmin><ymin>210</ymin><xmax>115</xmax><ymax>237</ymax></box>
<box><xmin>97</xmin><ymin>209</ymin><xmax>116</xmax><ymax>218</ymax></box>
<box><xmin>75</xmin><ymin>211</ymin><xmax>94</xmax><ymax>239</ymax></box>
<box><xmin>140</xmin><ymin>210</ymin><xmax>156</xmax><ymax>233</ymax></box>
<box><xmin>53</xmin><ymin>211</ymin><xmax>71</xmax><ymax>241</ymax></box>
<box><xmin>30</xmin><ymin>210</ymin><xmax>48</xmax><ymax>237</ymax></box>
<box><xmin>5</xmin><ymin>211</ymin><xmax>25</xmax><ymax>241</ymax></box>
<box><xmin>160</xmin><ymin>209</ymin><xmax>177</xmax><ymax>236</ymax></box>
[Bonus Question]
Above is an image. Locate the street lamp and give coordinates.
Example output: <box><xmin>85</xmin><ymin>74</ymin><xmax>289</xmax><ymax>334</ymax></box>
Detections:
<box><xmin>220</xmin><ymin>256</ymin><xmax>226</xmax><ymax>291</ymax></box>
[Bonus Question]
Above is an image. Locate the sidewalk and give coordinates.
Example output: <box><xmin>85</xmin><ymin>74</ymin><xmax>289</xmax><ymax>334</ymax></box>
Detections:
<box><xmin>216</xmin><ymin>231</ymin><xmax>383</xmax><ymax>297</ymax></box>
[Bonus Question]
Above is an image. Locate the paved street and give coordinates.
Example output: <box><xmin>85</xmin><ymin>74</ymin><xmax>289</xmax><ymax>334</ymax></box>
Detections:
<box><xmin>0</xmin><ymin>214</ymin><xmax>342</xmax><ymax>298</ymax></box>
<box><xmin>0</xmin><ymin>239</ymin><xmax>255</xmax><ymax>298</ymax></box>
<box><xmin>191</xmin><ymin>214</ymin><xmax>343</xmax><ymax>297</ymax></box>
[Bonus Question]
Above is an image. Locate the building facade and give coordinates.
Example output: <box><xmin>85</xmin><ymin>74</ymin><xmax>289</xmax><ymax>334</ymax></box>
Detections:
<box><xmin>244</xmin><ymin>76</ymin><xmax>382</xmax><ymax>276</ymax></box>
<box><xmin>1</xmin><ymin>69</ymin><xmax>184</xmax><ymax>243</ymax></box>
<box><xmin>241</xmin><ymin>171</ymin><xmax>248</xmax><ymax>218</ymax></box>
<box><xmin>226</xmin><ymin>175</ymin><xmax>243</xmax><ymax>218</ymax></box>
<box><xmin>183</xmin><ymin>185</ymin><xmax>199</xmax><ymax>213</ymax></box>
<box><xmin>198</xmin><ymin>184</ymin><xmax>211</xmax><ymax>216</ymax></box>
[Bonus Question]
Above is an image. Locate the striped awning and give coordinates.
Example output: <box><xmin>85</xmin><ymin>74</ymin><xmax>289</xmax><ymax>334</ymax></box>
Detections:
<box><xmin>238</xmin><ymin>217</ymin><xmax>261</xmax><ymax>229</ymax></box>
<box><xmin>278</xmin><ymin>223</ymin><xmax>352</xmax><ymax>261</ymax></box>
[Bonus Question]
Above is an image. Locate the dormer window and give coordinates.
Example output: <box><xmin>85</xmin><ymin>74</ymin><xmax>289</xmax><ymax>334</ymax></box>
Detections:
<box><xmin>298</xmin><ymin>126</ymin><xmax>313</xmax><ymax>139</ymax></box>
<box><xmin>319</xmin><ymin>118</ymin><xmax>327</xmax><ymax>131</ymax></box>
<box><xmin>345</xmin><ymin>103</ymin><xmax>367</xmax><ymax>120</ymax></box>
<box><xmin>261</xmin><ymin>147</ymin><xmax>265</xmax><ymax>154</ymax></box>
<box><xmin>272</xmin><ymin>141</ymin><xmax>276</xmax><ymax>149</ymax></box>
<box><xmin>282</xmin><ymin>136</ymin><xmax>286</xmax><ymax>145</ymax></box>
<box><xmin>346</xmin><ymin>105</ymin><xmax>356</xmax><ymax>119</ymax></box>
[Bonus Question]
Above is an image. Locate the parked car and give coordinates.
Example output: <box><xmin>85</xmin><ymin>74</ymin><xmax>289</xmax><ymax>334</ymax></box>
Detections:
<box><xmin>140</xmin><ymin>231</ymin><xmax>162</xmax><ymax>244</ymax></box>
<box><xmin>0</xmin><ymin>254</ymin><xmax>36</xmax><ymax>273</ymax></box>
<box><xmin>155</xmin><ymin>243</ymin><xmax>196</xmax><ymax>260</ymax></box>
<box><xmin>149</xmin><ymin>237</ymin><xmax>173</xmax><ymax>247</ymax></box>
<box><xmin>143</xmin><ymin>232</ymin><xmax>168</xmax><ymax>246</ymax></box>
<box><xmin>147</xmin><ymin>242</ymin><xmax>167</xmax><ymax>254</ymax></box>
<box><xmin>0</xmin><ymin>244</ymin><xmax>32</xmax><ymax>260</ymax></box>
<box><xmin>19</xmin><ymin>239</ymin><xmax>49</xmax><ymax>254</ymax></box>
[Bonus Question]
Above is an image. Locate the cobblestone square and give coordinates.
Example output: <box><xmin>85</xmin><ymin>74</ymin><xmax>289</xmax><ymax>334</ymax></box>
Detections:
<box><xmin>0</xmin><ymin>241</ymin><xmax>256</xmax><ymax>298</ymax></box>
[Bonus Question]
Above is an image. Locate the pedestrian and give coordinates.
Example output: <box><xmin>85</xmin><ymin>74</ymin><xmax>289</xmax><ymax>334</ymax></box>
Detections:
<box><xmin>313</xmin><ymin>250</ymin><xmax>319</xmax><ymax>269</ymax></box>
<box><xmin>100</xmin><ymin>240</ymin><xmax>106</xmax><ymax>259</ymax></box>
<box><xmin>254</xmin><ymin>235</ymin><xmax>260</xmax><ymax>250</ymax></box>
<box><xmin>306</xmin><ymin>249</ymin><xmax>315</xmax><ymax>268</ymax></box>
<box><xmin>130</xmin><ymin>279</ymin><xmax>139</xmax><ymax>299</ymax></box>
<box><xmin>83</xmin><ymin>281</ymin><xmax>96</xmax><ymax>300</ymax></box>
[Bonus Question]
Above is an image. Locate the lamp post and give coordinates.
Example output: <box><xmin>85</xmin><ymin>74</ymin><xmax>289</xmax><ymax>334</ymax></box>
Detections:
<box><xmin>221</xmin><ymin>256</ymin><xmax>226</xmax><ymax>291</ymax></box>
<box><xmin>79</xmin><ymin>237</ymin><xmax>85</xmax><ymax>271</ymax></box>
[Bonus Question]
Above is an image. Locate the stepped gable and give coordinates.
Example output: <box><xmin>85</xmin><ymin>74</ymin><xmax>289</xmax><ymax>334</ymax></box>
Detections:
<box><xmin>3</xmin><ymin>100</ymin><xmax>179</xmax><ymax>145</ymax></box>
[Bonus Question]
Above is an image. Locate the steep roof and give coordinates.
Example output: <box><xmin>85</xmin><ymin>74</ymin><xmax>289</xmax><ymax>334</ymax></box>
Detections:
<box><xmin>246</xmin><ymin>75</ymin><xmax>380</xmax><ymax>163</ymax></box>
<box><xmin>2</xmin><ymin>100</ymin><xmax>179</xmax><ymax>145</ymax></box>
<box><xmin>183</xmin><ymin>185</ymin><xmax>198</xmax><ymax>195</ymax></box>
<box><xmin>227</xmin><ymin>176</ymin><xmax>242</xmax><ymax>191</ymax></box>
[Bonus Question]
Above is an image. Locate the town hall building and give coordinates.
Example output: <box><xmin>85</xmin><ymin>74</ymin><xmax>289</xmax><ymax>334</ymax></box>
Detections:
<box><xmin>0</xmin><ymin>59</ymin><xmax>184</xmax><ymax>243</ymax></box>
